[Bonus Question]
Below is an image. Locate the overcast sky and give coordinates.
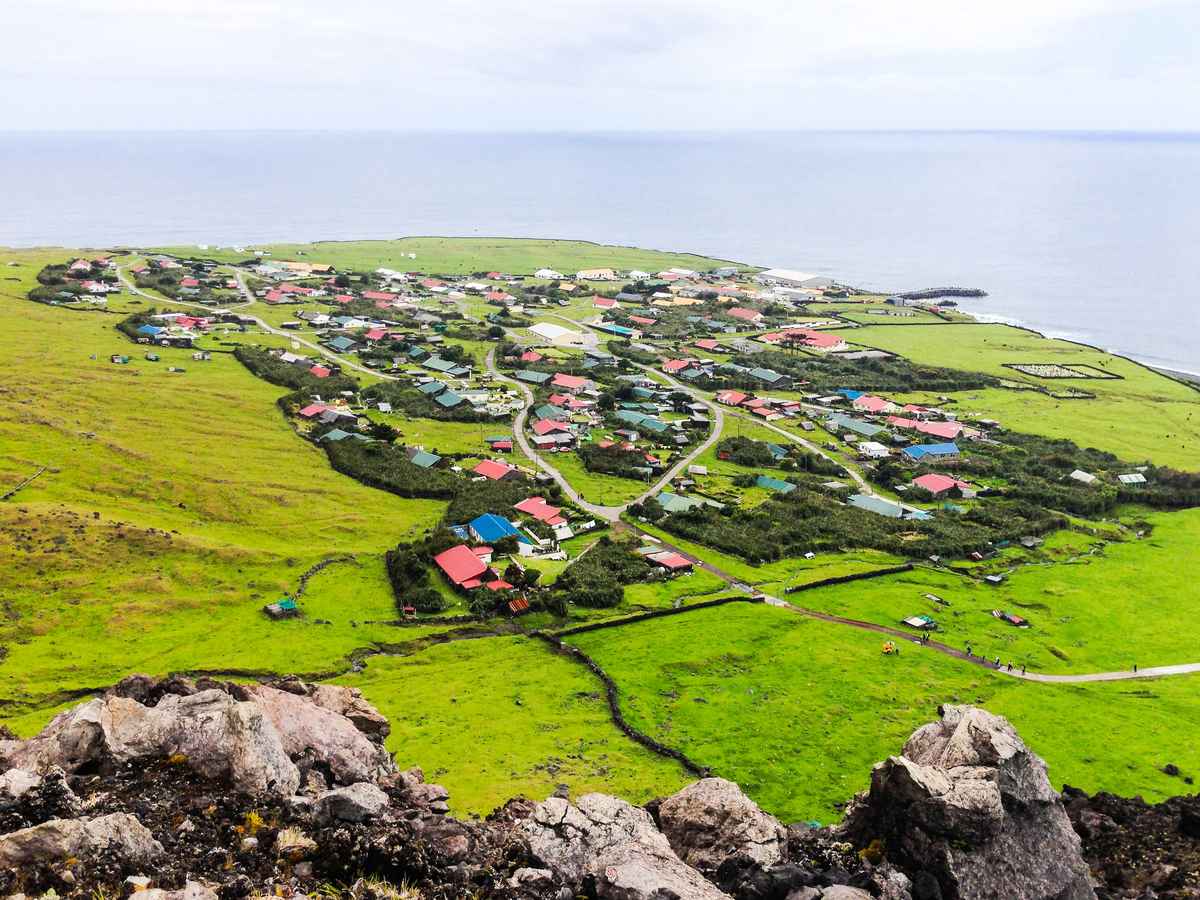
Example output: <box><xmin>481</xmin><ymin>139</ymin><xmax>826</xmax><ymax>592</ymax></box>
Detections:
<box><xmin>4</xmin><ymin>0</ymin><xmax>1198</xmax><ymax>131</ymax></box>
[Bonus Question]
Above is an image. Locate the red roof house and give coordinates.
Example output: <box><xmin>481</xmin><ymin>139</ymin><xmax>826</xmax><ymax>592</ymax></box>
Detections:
<box><xmin>912</xmin><ymin>473</ymin><xmax>975</xmax><ymax>497</ymax></box>
<box><xmin>473</xmin><ymin>459</ymin><xmax>516</xmax><ymax>481</ymax></box>
<box><xmin>309</xmin><ymin>365</ymin><xmax>331</xmax><ymax>378</ymax></box>
<box><xmin>514</xmin><ymin>496</ymin><xmax>565</xmax><ymax>525</ymax></box>
<box><xmin>662</xmin><ymin>359</ymin><xmax>692</xmax><ymax>374</ymax></box>
<box><xmin>629</xmin><ymin>315</ymin><xmax>655</xmax><ymax>326</ymax></box>
<box><xmin>694</xmin><ymin>338</ymin><xmax>720</xmax><ymax>351</ymax></box>
<box><xmin>434</xmin><ymin>545</ymin><xmax>490</xmax><ymax>586</ymax></box>
<box><xmin>728</xmin><ymin>307</ymin><xmax>763</xmax><ymax>323</ymax></box>
<box><xmin>532</xmin><ymin>418</ymin><xmax>571</xmax><ymax>436</ymax></box>
<box><xmin>594</xmin><ymin>296</ymin><xmax>617</xmax><ymax>308</ymax></box>
<box><xmin>550</xmin><ymin>373</ymin><xmax>590</xmax><ymax>392</ymax></box>
<box><xmin>716</xmin><ymin>390</ymin><xmax>748</xmax><ymax>406</ymax></box>
<box><xmin>298</xmin><ymin>404</ymin><xmax>328</xmax><ymax>418</ymax></box>
<box><xmin>519</xmin><ymin>350</ymin><xmax>543</xmax><ymax>363</ymax></box>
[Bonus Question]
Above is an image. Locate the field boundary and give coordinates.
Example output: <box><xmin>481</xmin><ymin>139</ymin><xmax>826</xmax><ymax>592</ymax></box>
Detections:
<box><xmin>0</xmin><ymin>466</ymin><xmax>47</xmax><ymax>502</ymax></box>
<box><xmin>533</xmin><ymin>631</ymin><xmax>711</xmax><ymax>778</ymax></box>
<box><xmin>783</xmin><ymin>564</ymin><xmax>913</xmax><ymax>594</ymax></box>
<box><xmin>553</xmin><ymin>594</ymin><xmax>756</xmax><ymax>637</ymax></box>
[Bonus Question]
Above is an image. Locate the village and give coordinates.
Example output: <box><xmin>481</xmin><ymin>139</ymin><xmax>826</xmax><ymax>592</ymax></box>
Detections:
<box><xmin>33</xmin><ymin>245</ymin><xmax>1182</xmax><ymax>644</ymax></box>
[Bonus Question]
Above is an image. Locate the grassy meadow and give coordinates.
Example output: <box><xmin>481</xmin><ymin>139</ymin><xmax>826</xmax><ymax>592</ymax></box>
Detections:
<box><xmin>569</xmin><ymin>603</ymin><xmax>1200</xmax><ymax>822</ymax></box>
<box><xmin>145</xmin><ymin>237</ymin><xmax>746</xmax><ymax>277</ymax></box>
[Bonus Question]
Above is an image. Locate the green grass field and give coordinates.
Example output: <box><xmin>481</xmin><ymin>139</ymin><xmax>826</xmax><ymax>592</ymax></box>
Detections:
<box><xmin>145</xmin><ymin>237</ymin><xmax>746</xmax><ymax>277</ymax></box>
<box><xmin>790</xmin><ymin>510</ymin><xmax>1200</xmax><ymax>674</ymax></box>
<box><xmin>334</xmin><ymin>635</ymin><xmax>690</xmax><ymax>816</ymax></box>
<box><xmin>569</xmin><ymin>603</ymin><xmax>1200</xmax><ymax>822</ymax></box>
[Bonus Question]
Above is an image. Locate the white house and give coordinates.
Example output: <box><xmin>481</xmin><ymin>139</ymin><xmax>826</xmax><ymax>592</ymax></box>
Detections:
<box><xmin>756</xmin><ymin>268</ymin><xmax>836</xmax><ymax>290</ymax></box>
<box><xmin>534</xmin><ymin>268</ymin><xmax>563</xmax><ymax>279</ymax></box>
<box><xmin>858</xmin><ymin>441</ymin><xmax>891</xmax><ymax>459</ymax></box>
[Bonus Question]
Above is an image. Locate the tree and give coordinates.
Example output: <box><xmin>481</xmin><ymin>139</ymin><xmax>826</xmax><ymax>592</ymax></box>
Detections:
<box><xmin>493</xmin><ymin>535</ymin><xmax>520</xmax><ymax>557</ymax></box>
<box><xmin>367</xmin><ymin>421</ymin><xmax>398</xmax><ymax>442</ymax></box>
<box><xmin>597</xmin><ymin>392</ymin><xmax>616</xmax><ymax>411</ymax></box>
<box><xmin>334</xmin><ymin>273</ymin><xmax>351</xmax><ymax>288</ymax></box>
<box><xmin>487</xmin><ymin>325</ymin><xmax>505</xmax><ymax>339</ymax></box>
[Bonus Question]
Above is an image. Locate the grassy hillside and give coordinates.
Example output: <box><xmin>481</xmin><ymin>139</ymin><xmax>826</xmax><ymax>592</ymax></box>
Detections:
<box><xmin>0</xmin><ymin>248</ymin><xmax>443</xmax><ymax>714</ymax></box>
<box><xmin>143</xmin><ymin>237</ymin><xmax>747</xmax><ymax>277</ymax></box>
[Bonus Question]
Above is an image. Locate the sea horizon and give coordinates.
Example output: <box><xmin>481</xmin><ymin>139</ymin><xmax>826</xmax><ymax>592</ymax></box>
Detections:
<box><xmin>2</xmin><ymin>129</ymin><xmax>1197</xmax><ymax>373</ymax></box>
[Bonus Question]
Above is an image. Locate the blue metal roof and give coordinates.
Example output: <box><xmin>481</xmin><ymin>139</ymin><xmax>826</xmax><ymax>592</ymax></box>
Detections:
<box><xmin>467</xmin><ymin>513</ymin><xmax>531</xmax><ymax>544</ymax></box>
<box><xmin>903</xmin><ymin>442</ymin><xmax>960</xmax><ymax>460</ymax></box>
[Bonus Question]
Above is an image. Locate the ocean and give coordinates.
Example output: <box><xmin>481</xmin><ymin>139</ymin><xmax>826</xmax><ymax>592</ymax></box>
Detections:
<box><xmin>1</xmin><ymin>130</ymin><xmax>1197</xmax><ymax>373</ymax></box>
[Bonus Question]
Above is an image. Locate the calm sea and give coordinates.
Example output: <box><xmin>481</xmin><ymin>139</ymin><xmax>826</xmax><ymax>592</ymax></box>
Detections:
<box><xmin>1</xmin><ymin>130</ymin><xmax>1197</xmax><ymax>373</ymax></box>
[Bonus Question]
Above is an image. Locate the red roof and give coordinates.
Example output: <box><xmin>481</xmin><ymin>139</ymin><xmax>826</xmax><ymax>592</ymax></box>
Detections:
<box><xmin>743</xmin><ymin>398</ymin><xmax>767</xmax><ymax>409</ymax></box>
<box><xmin>853</xmin><ymin>395</ymin><xmax>891</xmax><ymax>413</ymax></box>
<box><xmin>278</xmin><ymin>283</ymin><xmax>311</xmax><ymax>294</ymax></box>
<box><xmin>364</xmin><ymin>328</ymin><xmax>386</xmax><ymax>341</ymax></box>
<box><xmin>264</xmin><ymin>290</ymin><xmax>285</xmax><ymax>303</ymax></box>
<box><xmin>629</xmin><ymin>315</ymin><xmax>655</xmax><ymax>326</ymax></box>
<box><xmin>473</xmin><ymin>459</ymin><xmax>514</xmax><ymax>480</ymax></box>
<box><xmin>519</xmin><ymin>350</ymin><xmax>543</xmax><ymax>362</ymax></box>
<box><xmin>532</xmin><ymin>418</ymin><xmax>571</xmax><ymax>435</ymax></box>
<box><xmin>361</xmin><ymin>291</ymin><xmax>395</xmax><ymax>302</ymax></box>
<box><xmin>298</xmin><ymin>404</ymin><xmax>327</xmax><ymax>418</ymax></box>
<box><xmin>694</xmin><ymin>339</ymin><xmax>719</xmax><ymax>351</ymax></box>
<box><xmin>728</xmin><ymin>307</ymin><xmax>762</xmax><ymax>321</ymax></box>
<box><xmin>551</xmin><ymin>373</ymin><xmax>588</xmax><ymax>390</ymax></box>
<box><xmin>917</xmin><ymin>420</ymin><xmax>967</xmax><ymax>440</ymax></box>
<box><xmin>783</xmin><ymin>328</ymin><xmax>842</xmax><ymax>349</ymax></box>
<box><xmin>485</xmin><ymin>579</ymin><xmax>514</xmax><ymax>591</ymax></box>
<box><xmin>716</xmin><ymin>390</ymin><xmax>748</xmax><ymax>406</ymax></box>
<box><xmin>594</xmin><ymin>296</ymin><xmax>617</xmax><ymax>308</ymax></box>
<box><xmin>514</xmin><ymin>496</ymin><xmax>563</xmax><ymax>523</ymax></box>
<box><xmin>334</xmin><ymin>294</ymin><xmax>356</xmax><ymax>304</ymax></box>
<box><xmin>434</xmin><ymin>545</ymin><xmax>490</xmax><ymax>585</ymax></box>
<box><xmin>649</xmin><ymin>552</ymin><xmax>693</xmax><ymax>571</ymax></box>
<box><xmin>662</xmin><ymin>359</ymin><xmax>691</xmax><ymax>373</ymax></box>
<box><xmin>491</xmin><ymin>440</ymin><xmax>513</xmax><ymax>451</ymax></box>
<box><xmin>420</xmin><ymin>278</ymin><xmax>443</xmax><ymax>289</ymax></box>
<box><xmin>913</xmin><ymin>473</ymin><xmax>971</xmax><ymax>495</ymax></box>
<box><xmin>180</xmin><ymin>277</ymin><xmax>199</xmax><ymax>287</ymax></box>
<box><xmin>309</xmin><ymin>365</ymin><xmax>331</xmax><ymax>378</ymax></box>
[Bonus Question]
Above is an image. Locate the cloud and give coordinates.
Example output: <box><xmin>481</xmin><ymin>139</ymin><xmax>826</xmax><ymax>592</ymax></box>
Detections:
<box><xmin>1</xmin><ymin>0</ymin><xmax>1195</xmax><ymax>130</ymax></box>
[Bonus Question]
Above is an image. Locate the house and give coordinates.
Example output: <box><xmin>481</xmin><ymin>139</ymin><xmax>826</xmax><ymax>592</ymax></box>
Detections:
<box><xmin>423</xmin><ymin>356</ymin><xmax>471</xmax><ymax>377</ymax></box>
<box><xmin>827</xmin><ymin>413</ymin><xmax>887</xmax><ymax>439</ymax></box>
<box><xmin>263</xmin><ymin>598</ymin><xmax>299</xmax><ymax>620</ymax></box>
<box><xmin>326</xmin><ymin>335</ymin><xmax>358</xmax><ymax>353</ymax></box>
<box><xmin>903</xmin><ymin>442</ymin><xmax>961</xmax><ymax>462</ymax></box>
<box><xmin>755</xmin><ymin>268</ymin><xmax>836</xmax><ymax>290</ymax></box>
<box><xmin>529</xmin><ymin>321</ymin><xmax>588</xmax><ymax>346</ymax></box>
<box><xmin>532</xmin><ymin>418</ymin><xmax>572</xmax><ymax>436</ymax></box>
<box><xmin>467</xmin><ymin>513</ymin><xmax>532</xmax><ymax>548</ymax></box>
<box><xmin>473</xmin><ymin>459</ymin><xmax>519</xmax><ymax>481</ymax></box>
<box><xmin>309</xmin><ymin>365</ymin><xmax>331</xmax><ymax>379</ymax></box>
<box><xmin>515</xmin><ymin>369</ymin><xmax>552</xmax><ymax>386</ymax></box>
<box><xmin>576</xmin><ymin>268</ymin><xmax>616</xmax><ymax>281</ymax></box>
<box><xmin>852</xmin><ymin>395</ymin><xmax>896</xmax><ymax>415</ymax></box>
<box><xmin>912</xmin><ymin>473</ymin><xmax>976</xmax><ymax>499</ymax></box>
<box><xmin>656</xmin><ymin>491</ymin><xmax>724</xmax><ymax>514</ymax></box>
<box><xmin>594</xmin><ymin>296</ymin><xmax>617</xmax><ymax>309</ymax></box>
<box><xmin>433</xmin><ymin>545</ymin><xmax>492</xmax><ymax>587</ymax></box>
<box><xmin>694</xmin><ymin>338</ymin><xmax>720</xmax><ymax>352</ymax></box>
<box><xmin>1118</xmin><ymin>472</ymin><xmax>1147</xmax><ymax>485</ymax></box>
<box><xmin>716</xmin><ymin>390</ymin><xmax>749</xmax><ymax>406</ymax></box>
<box><xmin>317</xmin><ymin>428</ymin><xmax>368</xmax><ymax>443</ymax></box>
<box><xmin>534</xmin><ymin>268</ymin><xmax>564</xmax><ymax>279</ymax></box>
<box><xmin>727</xmin><ymin>307</ymin><xmax>764</xmax><ymax>324</ymax></box>
<box><xmin>514</xmin><ymin>496</ymin><xmax>566</xmax><ymax>526</ymax></box>
<box><xmin>550</xmin><ymin>372</ymin><xmax>593</xmax><ymax>393</ymax></box>
<box><xmin>435</xmin><ymin>390</ymin><xmax>466</xmax><ymax>409</ymax></box>
<box><xmin>1069</xmin><ymin>469</ymin><xmax>1098</xmax><ymax>485</ymax></box>
<box><xmin>756</xmin><ymin>475</ymin><xmax>796</xmax><ymax>494</ymax></box>
<box><xmin>406</xmin><ymin>448</ymin><xmax>443</xmax><ymax>469</ymax></box>
<box><xmin>775</xmin><ymin>329</ymin><xmax>848</xmax><ymax>353</ymax></box>
<box><xmin>748</xmin><ymin>368</ymin><xmax>790</xmax><ymax>388</ymax></box>
<box><xmin>858</xmin><ymin>441</ymin><xmax>891</xmax><ymax>459</ymax></box>
<box><xmin>848</xmin><ymin>494</ymin><xmax>931</xmax><ymax>520</ymax></box>
<box><xmin>646</xmin><ymin>550</ymin><xmax>693</xmax><ymax>573</ymax></box>
<box><xmin>662</xmin><ymin>359</ymin><xmax>693</xmax><ymax>375</ymax></box>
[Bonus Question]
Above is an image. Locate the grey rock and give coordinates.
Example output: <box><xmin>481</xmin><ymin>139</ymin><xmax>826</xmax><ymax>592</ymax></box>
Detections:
<box><xmin>787</xmin><ymin>889</ymin><xmax>874</xmax><ymax>900</ymax></box>
<box><xmin>522</xmin><ymin>793</ymin><xmax>730</xmax><ymax>899</ymax></box>
<box><xmin>0</xmin><ymin>768</ymin><xmax>41</xmax><ymax>809</ymax></box>
<box><xmin>309</xmin><ymin>684</ymin><xmax>391</xmax><ymax>739</ymax></box>
<box><xmin>658</xmin><ymin>777</ymin><xmax>787</xmax><ymax>873</ymax></box>
<box><xmin>0</xmin><ymin>813</ymin><xmax>162</xmax><ymax>869</ymax></box>
<box><xmin>843</xmin><ymin>705</ymin><xmax>1094</xmax><ymax>900</ymax></box>
<box><xmin>243</xmin><ymin>685</ymin><xmax>394</xmax><ymax>786</ymax></box>
<box><xmin>315</xmin><ymin>782</ymin><xmax>390</xmax><ymax>823</ymax></box>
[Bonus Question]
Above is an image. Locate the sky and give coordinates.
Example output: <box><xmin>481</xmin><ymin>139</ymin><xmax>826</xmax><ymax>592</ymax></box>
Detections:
<box><xmin>3</xmin><ymin>0</ymin><xmax>1198</xmax><ymax>131</ymax></box>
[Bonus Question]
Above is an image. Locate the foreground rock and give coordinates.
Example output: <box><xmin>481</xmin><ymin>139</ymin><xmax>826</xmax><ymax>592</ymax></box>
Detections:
<box><xmin>0</xmin><ymin>812</ymin><xmax>161</xmax><ymax>869</ymax></box>
<box><xmin>0</xmin><ymin>681</ymin><xmax>1171</xmax><ymax>899</ymax></box>
<box><xmin>523</xmin><ymin>792</ymin><xmax>731</xmax><ymax>899</ymax></box>
<box><xmin>842</xmin><ymin>704</ymin><xmax>1096</xmax><ymax>900</ymax></box>
<box><xmin>658</xmin><ymin>777</ymin><xmax>788</xmax><ymax>874</ymax></box>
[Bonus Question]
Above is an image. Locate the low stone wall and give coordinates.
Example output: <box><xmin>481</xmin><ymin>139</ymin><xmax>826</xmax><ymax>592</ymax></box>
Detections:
<box><xmin>783</xmin><ymin>563</ymin><xmax>913</xmax><ymax>594</ymax></box>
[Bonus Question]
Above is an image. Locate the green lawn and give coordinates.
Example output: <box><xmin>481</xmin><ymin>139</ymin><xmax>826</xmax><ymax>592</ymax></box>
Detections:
<box><xmin>842</xmin><ymin>323</ymin><xmax>1200</xmax><ymax>468</ymax></box>
<box><xmin>569</xmin><ymin>603</ymin><xmax>1200</xmax><ymax>823</ymax></box>
<box><xmin>145</xmin><ymin>237</ymin><xmax>746</xmax><ymax>278</ymax></box>
<box><xmin>335</xmin><ymin>635</ymin><xmax>690</xmax><ymax>817</ymax></box>
<box><xmin>783</xmin><ymin>509</ymin><xmax>1200</xmax><ymax>675</ymax></box>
